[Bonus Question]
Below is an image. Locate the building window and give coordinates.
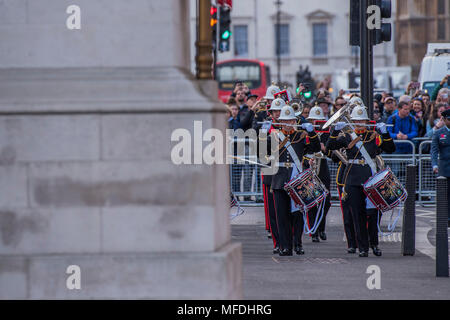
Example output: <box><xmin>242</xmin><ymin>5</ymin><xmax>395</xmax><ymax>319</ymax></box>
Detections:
<box><xmin>313</xmin><ymin>23</ymin><xmax>328</xmax><ymax>56</ymax></box>
<box><xmin>275</xmin><ymin>24</ymin><xmax>289</xmax><ymax>56</ymax></box>
<box><xmin>438</xmin><ymin>19</ymin><xmax>446</xmax><ymax>40</ymax></box>
<box><xmin>234</xmin><ymin>25</ymin><xmax>248</xmax><ymax>57</ymax></box>
<box><xmin>438</xmin><ymin>0</ymin><xmax>445</xmax><ymax>14</ymax></box>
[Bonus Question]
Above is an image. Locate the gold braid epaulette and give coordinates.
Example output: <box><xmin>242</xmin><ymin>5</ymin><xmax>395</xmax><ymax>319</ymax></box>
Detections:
<box><xmin>347</xmin><ymin>136</ymin><xmax>361</xmax><ymax>149</ymax></box>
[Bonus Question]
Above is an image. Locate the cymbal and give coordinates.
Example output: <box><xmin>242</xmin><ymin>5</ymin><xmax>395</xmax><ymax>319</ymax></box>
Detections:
<box><xmin>322</xmin><ymin>104</ymin><xmax>350</xmax><ymax>130</ymax></box>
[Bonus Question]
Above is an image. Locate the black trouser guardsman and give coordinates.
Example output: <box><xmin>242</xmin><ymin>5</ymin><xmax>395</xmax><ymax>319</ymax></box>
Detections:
<box><xmin>326</xmin><ymin>112</ymin><xmax>395</xmax><ymax>257</ymax></box>
<box><xmin>303</xmin><ymin>132</ymin><xmax>331</xmax><ymax>242</ymax></box>
<box><xmin>268</xmin><ymin>106</ymin><xmax>321</xmax><ymax>256</ymax></box>
<box><xmin>254</xmin><ymin>101</ymin><xmax>282</xmax><ymax>253</ymax></box>
<box><xmin>336</xmin><ymin>161</ymin><xmax>357</xmax><ymax>253</ymax></box>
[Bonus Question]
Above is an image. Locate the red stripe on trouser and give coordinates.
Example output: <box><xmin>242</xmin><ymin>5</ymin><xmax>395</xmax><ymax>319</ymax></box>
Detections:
<box><xmin>262</xmin><ymin>182</ymin><xmax>270</xmax><ymax>231</ymax></box>
<box><xmin>272</xmin><ymin>192</ymin><xmax>279</xmax><ymax>248</ymax></box>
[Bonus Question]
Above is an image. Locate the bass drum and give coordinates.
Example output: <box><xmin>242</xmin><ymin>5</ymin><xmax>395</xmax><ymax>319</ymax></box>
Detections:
<box><xmin>284</xmin><ymin>168</ymin><xmax>329</xmax><ymax>213</ymax></box>
<box><xmin>363</xmin><ymin>167</ymin><xmax>407</xmax><ymax>212</ymax></box>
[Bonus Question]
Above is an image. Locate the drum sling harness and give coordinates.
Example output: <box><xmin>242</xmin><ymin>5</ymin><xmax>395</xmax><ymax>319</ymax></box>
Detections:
<box><xmin>278</xmin><ymin>131</ymin><xmax>325</xmax><ymax>235</ymax></box>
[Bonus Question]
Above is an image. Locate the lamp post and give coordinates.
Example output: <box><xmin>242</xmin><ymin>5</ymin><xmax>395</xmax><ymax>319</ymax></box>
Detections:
<box><xmin>275</xmin><ymin>0</ymin><xmax>282</xmax><ymax>85</ymax></box>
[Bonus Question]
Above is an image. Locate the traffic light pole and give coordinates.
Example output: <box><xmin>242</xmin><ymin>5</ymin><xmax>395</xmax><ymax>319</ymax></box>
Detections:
<box><xmin>360</xmin><ymin>0</ymin><xmax>373</xmax><ymax>118</ymax></box>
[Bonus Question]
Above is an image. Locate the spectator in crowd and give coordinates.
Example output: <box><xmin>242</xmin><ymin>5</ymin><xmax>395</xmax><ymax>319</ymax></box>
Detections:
<box><xmin>381</xmin><ymin>96</ymin><xmax>396</xmax><ymax>123</ymax></box>
<box><xmin>399</xmin><ymin>94</ymin><xmax>412</xmax><ymax>105</ymax></box>
<box><xmin>373</xmin><ymin>99</ymin><xmax>382</xmax><ymax>123</ymax></box>
<box><xmin>436</xmin><ymin>87</ymin><xmax>449</xmax><ymax>105</ymax></box>
<box><xmin>431</xmin><ymin>75</ymin><xmax>449</xmax><ymax>101</ymax></box>
<box><xmin>317</xmin><ymin>98</ymin><xmax>331</xmax><ymax>120</ymax></box>
<box><xmin>411</xmin><ymin>97</ymin><xmax>427</xmax><ymax>137</ymax></box>
<box><xmin>387</xmin><ymin>101</ymin><xmax>418</xmax><ymax>154</ymax></box>
<box><xmin>421</xmin><ymin>92</ymin><xmax>431</xmax><ymax>109</ymax></box>
<box><xmin>228</xmin><ymin>103</ymin><xmax>241</xmax><ymax>130</ymax></box>
<box><xmin>332</xmin><ymin>96</ymin><xmax>346</xmax><ymax>115</ymax></box>
<box><xmin>301</xmin><ymin>104</ymin><xmax>311</xmax><ymax>120</ymax></box>
<box><xmin>235</xmin><ymin>89</ymin><xmax>252</xmax><ymax>131</ymax></box>
<box><xmin>430</xmin><ymin>108</ymin><xmax>450</xmax><ymax>225</ymax></box>
<box><xmin>426</xmin><ymin>103</ymin><xmax>448</xmax><ymax>138</ymax></box>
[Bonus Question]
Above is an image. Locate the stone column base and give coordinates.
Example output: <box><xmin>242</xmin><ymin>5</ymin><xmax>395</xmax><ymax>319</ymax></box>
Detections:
<box><xmin>0</xmin><ymin>243</ymin><xmax>242</xmax><ymax>299</ymax></box>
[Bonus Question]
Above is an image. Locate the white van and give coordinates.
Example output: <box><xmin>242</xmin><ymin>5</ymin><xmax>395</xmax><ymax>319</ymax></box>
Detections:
<box><xmin>418</xmin><ymin>43</ymin><xmax>450</xmax><ymax>94</ymax></box>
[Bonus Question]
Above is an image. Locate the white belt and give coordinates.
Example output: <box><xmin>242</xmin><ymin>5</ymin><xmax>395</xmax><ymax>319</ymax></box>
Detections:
<box><xmin>348</xmin><ymin>158</ymin><xmax>375</xmax><ymax>165</ymax></box>
<box><xmin>276</xmin><ymin>162</ymin><xmax>294</xmax><ymax>168</ymax></box>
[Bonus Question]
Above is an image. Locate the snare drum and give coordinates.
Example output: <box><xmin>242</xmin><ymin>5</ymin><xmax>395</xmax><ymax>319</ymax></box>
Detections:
<box><xmin>363</xmin><ymin>168</ymin><xmax>407</xmax><ymax>212</ymax></box>
<box><xmin>284</xmin><ymin>169</ymin><xmax>329</xmax><ymax>212</ymax></box>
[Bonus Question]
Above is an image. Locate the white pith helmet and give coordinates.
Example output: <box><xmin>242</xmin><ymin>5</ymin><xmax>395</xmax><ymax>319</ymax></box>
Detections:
<box><xmin>278</xmin><ymin>106</ymin><xmax>297</xmax><ymax>121</ymax></box>
<box><xmin>349</xmin><ymin>96</ymin><xmax>363</xmax><ymax>106</ymax></box>
<box><xmin>264</xmin><ymin>83</ymin><xmax>281</xmax><ymax>100</ymax></box>
<box><xmin>307</xmin><ymin>105</ymin><xmax>325</xmax><ymax>120</ymax></box>
<box><xmin>350</xmin><ymin>104</ymin><xmax>370</xmax><ymax>121</ymax></box>
<box><xmin>269</xmin><ymin>98</ymin><xmax>286</xmax><ymax>111</ymax></box>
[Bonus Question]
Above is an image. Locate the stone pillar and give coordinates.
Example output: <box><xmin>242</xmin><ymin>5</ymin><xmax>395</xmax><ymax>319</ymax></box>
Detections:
<box><xmin>0</xmin><ymin>0</ymin><xmax>242</xmax><ymax>299</ymax></box>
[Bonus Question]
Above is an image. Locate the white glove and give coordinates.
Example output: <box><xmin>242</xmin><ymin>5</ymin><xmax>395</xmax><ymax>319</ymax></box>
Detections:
<box><xmin>334</xmin><ymin>122</ymin><xmax>347</xmax><ymax>131</ymax></box>
<box><xmin>302</xmin><ymin>123</ymin><xmax>314</xmax><ymax>133</ymax></box>
<box><xmin>376</xmin><ymin>122</ymin><xmax>387</xmax><ymax>134</ymax></box>
<box><xmin>261</xmin><ymin>121</ymin><xmax>272</xmax><ymax>133</ymax></box>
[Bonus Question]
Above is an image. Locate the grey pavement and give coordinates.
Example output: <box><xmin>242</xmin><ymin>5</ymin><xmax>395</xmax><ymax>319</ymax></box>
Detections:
<box><xmin>230</xmin><ymin>204</ymin><xmax>450</xmax><ymax>300</ymax></box>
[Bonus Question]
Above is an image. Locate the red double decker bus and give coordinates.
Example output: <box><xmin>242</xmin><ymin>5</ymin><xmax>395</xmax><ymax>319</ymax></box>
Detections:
<box><xmin>216</xmin><ymin>59</ymin><xmax>271</xmax><ymax>103</ymax></box>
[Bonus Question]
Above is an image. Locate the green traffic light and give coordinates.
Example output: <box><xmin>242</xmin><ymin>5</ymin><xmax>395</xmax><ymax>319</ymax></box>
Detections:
<box><xmin>303</xmin><ymin>91</ymin><xmax>312</xmax><ymax>99</ymax></box>
<box><xmin>221</xmin><ymin>30</ymin><xmax>231</xmax><ymax>40</ymax></box>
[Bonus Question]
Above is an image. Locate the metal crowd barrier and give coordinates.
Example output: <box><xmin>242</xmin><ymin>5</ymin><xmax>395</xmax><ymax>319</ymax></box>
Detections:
<box><xmin>229</xmin><ymin>139</ymin><xmax>437</xmax><ymax>206</ymax></box>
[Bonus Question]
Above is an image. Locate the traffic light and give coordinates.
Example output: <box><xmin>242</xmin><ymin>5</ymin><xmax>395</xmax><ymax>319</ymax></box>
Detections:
<box><xmin>349</xmin><ymin>0</ymin><xmax>360</xmax><ymax>46</ymax></box>
<box><xmin>218</xmin><ymin>6</ymin><xmax>231</xmax><ymax>52</ymax></box>
<box><xmin>349</xmin><ymin>0</ymin><xmax>391</xmax><ymax>46</ymax></box>
<box><xmin>371</xmin><ymin>0</ymin><xmax>392</xmax><ymax>45</ymax></box>
<box><xmin>296</xmin><ymin>66</ymin><xmax>314</xmax><ymax>100</ymax></box>
<box><xmin>210</xmin><ymin>5</ymin><xmax>218</xmax><ymax>49</ymax></box>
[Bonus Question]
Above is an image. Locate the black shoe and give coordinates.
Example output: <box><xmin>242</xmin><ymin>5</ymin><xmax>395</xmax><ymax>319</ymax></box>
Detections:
<box><xmin>371</xmin><ymin>246</ymin><xmax>382</xmax><ymax>256</ymax></box>
<box><xmin>279</xmin><ymin>249</ymin><xmax>293</xmax><ymax>256</ymax></box>
<box><xmin>255</xmin><ymin>198</ymin><xmax>264</xmax><ymax>203</ymax></box>
<box><xmin>312</xmin><ymin>235</ymin><xmax>320</xmax><ymax>243</ymax></box>
<box><xmin>319</xmin><ymin>231</ymin><xmax>327</xmax><ymax>241</ymax></box>
<box><xmin>347</xmin><ymin>247</ymin><xmax>357</xmax><ymax>254</ymax></box>
<box><xmin>267</xmin><ymin>232</ymin><xmax>272</xmax><ymax>239</ymax></box>
<box><xmin>273</xmin><ymin>246</ymin><xmax>280</xmax><ymax>254</ymax></box>
<box><xmin>359</xmin><ymin>251</ymin><xmax>369</xmax><ymax>257</ymax></box>
<box><xmin>295</xmin><ymin>245</ymin><xmax>305</xmax><ymax>255</ymax></box>
<box><xmin>244</xmin><ymin>196</ymin><xmax>251</xmax><ymax>201</ymax></box>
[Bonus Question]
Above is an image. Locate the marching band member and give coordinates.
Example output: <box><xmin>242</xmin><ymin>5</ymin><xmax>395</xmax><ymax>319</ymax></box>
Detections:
<box><xmin>332</xmin><ymin>149</ymin><xmax>358</xmax><ymax>253</ymax></box>
<box><xmin>302</xmin><ymin>105</ymin><xmax>332</xmax><ymax>242</ymax></box>
<box><xmin>326</xmin><ymin>104</ymin><xmax>395</xmax><ymax>257</ymax></box>
<box><xmin>268</xmin><ymin>105</ymin><xmax>321</xmax><ymax>256</ymax></box>
<box><xmin>256</xmin><ymin>98</ymin><xmax>285</xmax><ymax>254</ymax></box>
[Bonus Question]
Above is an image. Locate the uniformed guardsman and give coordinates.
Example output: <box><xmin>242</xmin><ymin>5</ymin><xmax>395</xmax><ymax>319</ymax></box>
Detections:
<box><xmin>302</xmin><ymin>105</ymin><xmax>332</xmax><ymax>242</ymax></box>
<box><xmin>332</xmin><ymin>145</ymin><xmax>358</xmax><ymax>253</ymax></box>
<box><xmin>256</xmin><ymin>98</ymin><xmax>286</xmax><ymax>253</ymax></box>
<box><xmin>431</xmin><ymin>108</ymin><xmax>450</xmax><ymax>225</ymax></box>
<box><xmin>268</xmin><ymin>105</ymin><xmax>321</xmax><ymax>256</ymax></box>
<box><xmin>326</xmin><ymin>104</ymin><xmax>395</xmax><ymax>257</ymax></box>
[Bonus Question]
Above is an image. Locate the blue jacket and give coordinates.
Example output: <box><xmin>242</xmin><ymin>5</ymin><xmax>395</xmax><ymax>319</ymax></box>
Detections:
<box><xmin>228</xmin><ymin>116</ymin><xmax>241</xmax><ymax>130</ymax></box>
<box><xmin>387</xmin><ymin>114</ymin><xmax>418</xmax><ymax>153</ymax></box>
<box><xmin>431</xmin><ymin>126</ymin><xmax>450</xmax><ymax>177</ymax></box>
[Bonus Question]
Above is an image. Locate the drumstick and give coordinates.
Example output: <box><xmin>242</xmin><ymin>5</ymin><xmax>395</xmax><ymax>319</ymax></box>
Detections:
<box><xmin>228</xmin><ymin>156</ymin><xmax>272</xmax><ymax>168</ymax></box>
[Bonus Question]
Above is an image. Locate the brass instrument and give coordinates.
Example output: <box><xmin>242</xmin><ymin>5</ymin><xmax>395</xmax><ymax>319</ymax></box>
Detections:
<box><xmin>255</xmin><ymin>100</ymin><xmax>268</xmax><ymax>113</ymax></box>
<box><xmin>291</xmin><ymin>102</ymin><xmax>303</xmax><ymax>116</ymax></box>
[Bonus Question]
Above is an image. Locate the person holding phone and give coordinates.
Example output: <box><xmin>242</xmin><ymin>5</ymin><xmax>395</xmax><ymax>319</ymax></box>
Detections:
<box><xmin>431</xmin><ymin>75</ymin><xmax>450</xmax><ymax>102</ymax></box>
<box><xmin>431</xmin><ymin>109</ymin><xmax>450</xmax><ymax>225</ymax></box>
